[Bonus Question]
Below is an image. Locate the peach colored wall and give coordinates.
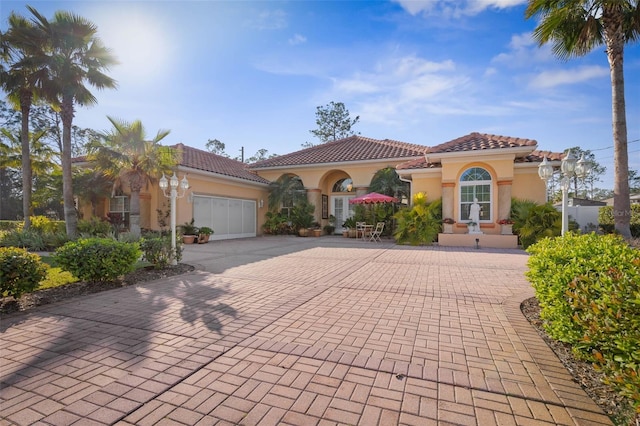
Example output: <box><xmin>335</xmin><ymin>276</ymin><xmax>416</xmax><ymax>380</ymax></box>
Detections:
<box><xmin>411</xmin><ymin>174</ymin><xmax>443</xmax><ymax>201</ymax></box>
<box><xmin>513</xmin><ymin>167</ymin><xmax>547</xmax><ymax>204</ymax></box>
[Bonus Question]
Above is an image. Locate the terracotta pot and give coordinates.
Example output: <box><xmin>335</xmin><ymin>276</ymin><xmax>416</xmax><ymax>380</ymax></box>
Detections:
<box><xmin>298</xmin><ymin>228</ymin><xmax>309</xmax><ymax>237</ymax></box>
<box><xmin>312</xmin><ymin>229</ymin><xmax>322</xmax><ymax>237</ymax></box>
<box><xmin>182</xmin><ymin>235</ymin><xmax>196</xmax><ymax>244</ymax></box>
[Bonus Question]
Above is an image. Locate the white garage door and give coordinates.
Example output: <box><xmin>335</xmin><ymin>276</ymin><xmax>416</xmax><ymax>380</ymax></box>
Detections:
<box><xmin>192</xmin><ymin>195</ymin><xmax>256</xmax><ymax>241</ymax></box>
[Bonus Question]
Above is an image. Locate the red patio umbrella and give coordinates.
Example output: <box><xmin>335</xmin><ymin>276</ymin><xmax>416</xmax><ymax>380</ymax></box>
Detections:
<box><xmin>348</xmin><ymin>192</ymin><xmax>398</xmax><ymax>204</ymax></box>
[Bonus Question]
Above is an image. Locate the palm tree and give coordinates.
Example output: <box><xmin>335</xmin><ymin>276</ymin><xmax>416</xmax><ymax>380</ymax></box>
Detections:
<box><xmin>88</xmin><ymin>116</ymin><xmax>179</xmax><ymax>237</ymax></box>
<box><xmin>369</xmin><ymin>167</ymin><xmax>409</xmax><ymax>200</ymax></box>
<box><xmin>267</xmin><ymin>174</ymin><xmax>305</xmax><ymax>212</ymax></box>
<box><xmin>1</xmin><ymin>12</ymin><xmax>51</xmax><ymax>230</ymax></box>
<box><xmin>23</xmin><ymin>6</ymin><xmax>117</xmax><ymax>237</ymax></box>
<box><xmin>525</xmin><ymin>0</ymin><xmax>640</xmax><ymax>238</ymax></box>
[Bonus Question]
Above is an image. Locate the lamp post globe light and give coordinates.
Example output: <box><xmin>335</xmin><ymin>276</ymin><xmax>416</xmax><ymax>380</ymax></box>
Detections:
<box><xmin>159</xmin><ymin>172</ymin><xmax>189</xmax><ymax>265</ymax></box>
<box><xmin>538</xmin><ymin>150</ymin><xmax>590</xmax><ymax>236</ymax></box>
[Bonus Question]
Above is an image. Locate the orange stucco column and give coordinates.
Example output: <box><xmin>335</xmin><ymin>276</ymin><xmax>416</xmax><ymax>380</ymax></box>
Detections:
<box><xmin>497</xmin><ymin>180</ymin><xmax>512</xmax><ymax>221</ymax></box>
<box><xmin>307</xmin><ymin>188</ymin><xmax>322</xmax><ymax>223</ymax></box>
<box><xmin>442</xmin><ymin>182</ymin><xmax>455</xmax><ymax>220</ymax></box>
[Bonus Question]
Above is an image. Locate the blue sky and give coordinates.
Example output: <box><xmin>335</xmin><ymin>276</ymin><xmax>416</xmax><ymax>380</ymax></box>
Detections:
<box><xmin>2</xmin><ymin>0</ymin><xmax>639</xmax><ymax>190</ymax></box>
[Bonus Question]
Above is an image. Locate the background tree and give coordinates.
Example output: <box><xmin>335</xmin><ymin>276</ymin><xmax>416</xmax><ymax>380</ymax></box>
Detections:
<box><xmin>306</xmin><ymin>101</ymin><xmax>360</xmax><ymax>147</ymax></box>
<box><xmin>73</xmin><ymin>169</ymin><xmax>112</xmax><ymax>217</ymax></box>
<box><xmin>25</xmin><ymin>5</ymin><xmax>117</xmax><ymax>237</ymax></box>
<box><xmin>205</xmin><ymin>138</ymin><xmax>229</xmax><ymax>157</ymax></box>
<box><xmin>88</xmin><ymin>116</ymin><xmax>178</xmax><ymax>237</ymax></box>
<box><xmin>1</xmin><ymin>12</ymin><xmax>50</xmax><ymax>230</ymax></box>
<box><xmin>526</xmin><ymin>0</ymin><xmax>640</xmax><ymax>238</ymax></box>
<box><xmin>628</xmin><ymin>169</ymin><xmax>640</xmax><ymax>192</ymax></box>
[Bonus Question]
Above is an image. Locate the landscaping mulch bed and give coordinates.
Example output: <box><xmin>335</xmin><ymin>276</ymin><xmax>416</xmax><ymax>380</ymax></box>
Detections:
<box><xmin>0</xmin><ymin>263</ymin><xmax>195</xmax><ymax>315</ymax></box>
<box><xmin>521</xmin><ymin>297</ymin><xmax>639</xmax><ymax>426</ymax></box>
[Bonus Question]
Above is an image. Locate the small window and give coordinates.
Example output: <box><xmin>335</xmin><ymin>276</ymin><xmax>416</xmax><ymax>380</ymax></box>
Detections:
<box><xmin>109</xmin><ymin>196</ymin><xmax>130</xmax><ymax>229</ymax></box>
<box><xmin>332</xmin><ymin>178</ymin><xmax>354</xmax><ymax>193</ymax></box>
<box><xmin>459</xmin><ymin>167</ymin><xmax>492</xmax><ymax>222</ymax></box>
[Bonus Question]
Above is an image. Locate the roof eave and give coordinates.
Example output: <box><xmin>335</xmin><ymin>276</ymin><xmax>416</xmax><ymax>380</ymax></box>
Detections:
<box><xmin>250</xmin><ymin>156</ymin><xmax>424</xmax><ymax>171</ymax></box>
<box><xmin>178</xmin><ymin>166</ymin><xmax>271</xmax><ymax>187</ymax></box>
<box><xmin>426</xmin><ymin>146</ymin><xmax>536</xmax><ymax>164</ymax></box>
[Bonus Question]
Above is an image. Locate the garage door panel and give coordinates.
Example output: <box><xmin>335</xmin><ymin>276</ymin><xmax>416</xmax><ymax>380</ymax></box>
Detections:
<box><xmin>192</xmin><ymin>195</ymin><xmax>256</xmax><ymax>240</ymax></box>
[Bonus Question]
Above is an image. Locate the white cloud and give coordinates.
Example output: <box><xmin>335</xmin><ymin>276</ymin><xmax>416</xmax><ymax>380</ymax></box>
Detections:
<box><xmin>491</xmin><ymin>32</ymin><xmax>553</xmax><ymax>67</ymax></box>
<box><xmin>245</xmin><ymin>9</ymin><xmax>287</xmax><ymax>30</ymax></box>
<box><xmin>288</xmin><ymin>34</ymin><xmax>307</xmax><ymax>45</ymax></box>
<box><xmin>530</xmin><ymin>66</ymin><xmax>609</xmax><ymax>89</ymax></box>
<box><xmin>393</xmin><ymin>0</ymin><xmax>526</xmax><ymax>17</ymax></box>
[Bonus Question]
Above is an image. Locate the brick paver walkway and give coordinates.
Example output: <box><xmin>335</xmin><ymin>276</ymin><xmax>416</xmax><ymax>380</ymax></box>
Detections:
<box><xmin>1</xmin><ymin>237</ymin><xmax>612</xmax><ymax>425</ymax></box>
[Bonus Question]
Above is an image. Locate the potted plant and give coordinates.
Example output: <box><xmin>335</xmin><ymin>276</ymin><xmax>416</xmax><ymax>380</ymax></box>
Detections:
<box><xmin>180</xmin><ymin>219</ymin><xmax>198</xmax><ymax>244</ymax></box>
<box><xmin>291</xmin><ymin>200</ymin><xmax>315</xmax><ymax>237</ymax></box>
<box><xmin>323</xmin><ymin>215</ymin><xmax>336</xmax><ymax>236</ymax></box>
<box><xmin>498</xmin><ymin>218</ymin><xmax>514</xmax><ymax>235</ymax></box>
<box><xmin>442</xmin><ymin>218</ymin><xmax>455</xmax><ymax>234</ymax></box>
<box><xmin>343</xmin><ymin>217</ymin><xmax>356</xmax><ymax>238</ymax></box>
<box><xmin>197</xmin><ymin>226</ymin><xmax>214</xmax><ymax>243</ymax></box>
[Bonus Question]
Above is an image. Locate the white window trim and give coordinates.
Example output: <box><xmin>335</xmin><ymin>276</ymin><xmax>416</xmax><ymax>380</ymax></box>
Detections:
<box><xmin>458</xmin><ymin>167</ymin><xmax>493</xmax><ymax>223</ymax></box>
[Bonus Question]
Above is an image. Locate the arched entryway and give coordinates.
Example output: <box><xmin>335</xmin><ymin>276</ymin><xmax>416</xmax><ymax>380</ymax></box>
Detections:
<box><xmin>330</xmin><ymin>177</ymin><xmax>356</xmax><ymax>232</ymax></box>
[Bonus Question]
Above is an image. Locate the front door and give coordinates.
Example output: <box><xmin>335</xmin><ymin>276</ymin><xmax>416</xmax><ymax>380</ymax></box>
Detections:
<box><xmin>331</xmin><ymin>195</ymin><xmax>355</xmax><ymax>232</ymax></box>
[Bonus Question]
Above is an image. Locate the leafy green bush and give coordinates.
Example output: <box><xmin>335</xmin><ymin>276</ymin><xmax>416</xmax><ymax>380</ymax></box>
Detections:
<box><xmin>0</xmin><ymin>229</ymin><xmax>46</xmax><ymax>250</ymax></box>
<box><xmin>30</xmin><ymin>216</ymin><xmax>64</xmax><ymax>234</ymax></box>
<box><xmin>78</xmin><ymin>217</ymin><xmax>113</xmax><ymax>237</ymax></box>
<box><xmin>53</xmin><ymin>238</ymin><xmax>141</xmax><ymax>283</ymax></box>
<box><xmin>511</xmin><ymin>199</ymin><xmax>561</xmax><ymax>248</ymax></box>
<box><xmin>0</xmin><ymin>221</ymin><xmax>20</xmax><ymax>231</ymax></box>
<box><xmin>526</xmin><ymin>233</ymin><xmax>636</xmax><ymax>344</ymax></box>
<box><xmin>0</xmin><ymin>247</ymin><xmax>48</xmax><ymax>298</ymax></box>
<box><xmin>262</xmin><ymin>211</ymin><xmax>294</xmax><ymax>235</ymax></box>
<box><xmin>140</xmin><ymin>236</ymin><xmax>182</xmax><ymax>269</ymax></box>
<box><xmin>566</xmin><ymin>257</ymin><xmax>640</xmax><ymax>411</ymax></box>
<box><xmin>393</xmin><ymin>194</ymin><xmax>441</xmax><ymax>245</ymax></box>
<box><xmin>598</xmin><ymin>204</ymin><xmax>640</xmax><ymax>237</ymax></box>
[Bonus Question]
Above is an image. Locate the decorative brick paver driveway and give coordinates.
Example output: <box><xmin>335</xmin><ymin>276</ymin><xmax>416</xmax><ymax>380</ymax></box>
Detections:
<box><xmin>1</xmin><ymin>237</ymin><xmax>612</xmax><ymax>425</ymax></box>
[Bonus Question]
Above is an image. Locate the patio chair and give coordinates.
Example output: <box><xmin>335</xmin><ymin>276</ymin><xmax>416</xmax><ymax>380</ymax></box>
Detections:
<box><xmin>369</xmin><ymin>222</ymin><xmax>384</xmax><ymax>242</ymax></box>
<box><xmin>356</xmin><ymin>221</ymin><xmax>366</xmax><ymax>240</ymax></box>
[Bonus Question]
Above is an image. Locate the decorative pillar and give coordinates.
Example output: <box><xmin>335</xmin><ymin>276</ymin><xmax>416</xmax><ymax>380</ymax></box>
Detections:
<box><xmin>442</xmin><ymin>182</ymin><xmax>455</xmax><ymax>220</ymax></box>
<box><xmin>497</xmin><ymin>180</ymin><xmax>512</xmax><ymax>220</ymax></box>
<box><xmin>307</xmin><ymin>188</ymin><xmax>322</xmax><ymax>223</ymax></box>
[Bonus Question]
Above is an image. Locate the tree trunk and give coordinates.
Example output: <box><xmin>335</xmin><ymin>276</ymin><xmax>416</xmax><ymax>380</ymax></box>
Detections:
<box><xmin>604</xmin><ymin>6</ymin><xmax>631</xmax><ymax>238</ymax></box>
<box><xmin>128</xmin><ymin>173</ymin><xmax>144</xmax><ymax>237</ymax></box>
<box><xmin>20</xmin><ymin>91</ymin><xmax>32</xmax><ymax>229</ymax></box>
<box><xmin>61</xmin><ymin>97</ymin><xmax>78</xmax><ymax>238</ymax></box>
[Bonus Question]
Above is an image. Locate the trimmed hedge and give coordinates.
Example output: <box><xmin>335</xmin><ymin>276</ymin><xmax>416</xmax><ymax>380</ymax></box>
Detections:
<box><xmin>0</xmin><ymin>247</ymin><xmax>48</xmax><ymax>298</ymax></box>
<box><xmin>140</xmin><ymin>235</ymin><xmax>182</xmax><ymax>269</ymax></box>
<box><xmin>53</xmin><ymin>238</ymin><xmax>141</xmax><ymax>283</ymax></box>
<box><xmin>526</xmin><ymin>233</ymin><xmax>640</xmax><ymax>411</ymax></box>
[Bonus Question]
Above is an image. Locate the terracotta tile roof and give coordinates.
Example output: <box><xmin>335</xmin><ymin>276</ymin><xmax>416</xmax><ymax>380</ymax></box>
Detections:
<box><xmin>249</xmin><ymin>135</ymin><xmax>427</xmax><ymax>169</ymax></box>
<box><xmin>175</xmin><ymin>143</ymin><xmax>270</xmax><ymax>184</ymax></box>
<box><xmin>427</xmin><ymin>132</ymin><xmax>537</xmax><ymax>154</ymax></box>
<box><xmin>396</xmin><ymin>157</ymin><xmax>441</xmax><ymax>170</ymax></box>
<box><xmin>516</xmin><ymin>150</ymin><xmax>564</xmax><ymax>163</ymax></box>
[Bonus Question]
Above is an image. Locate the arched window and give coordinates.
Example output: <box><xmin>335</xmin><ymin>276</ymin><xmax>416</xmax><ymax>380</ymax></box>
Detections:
<box><xmin>459</xmin><ymin>167</ymin><xmax>492</xmax><ymax>222</ymax></box>
<box><xmin>332</xmin><ymin>178</ymin><xmax>354</xmax><ymax>193</ymax></box>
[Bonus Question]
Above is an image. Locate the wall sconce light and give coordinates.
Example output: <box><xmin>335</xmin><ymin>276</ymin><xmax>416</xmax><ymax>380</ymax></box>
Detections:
<box><xmin>258</xmin><ymin>199</ymin><xmax>264</xmax><ymax>208</ymax></box>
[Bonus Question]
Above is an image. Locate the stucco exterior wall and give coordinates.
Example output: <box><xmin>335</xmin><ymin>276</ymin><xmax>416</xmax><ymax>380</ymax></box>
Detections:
<box><xmin>513</xmin><ymin>166</ymin><xmax>547</xmax><ymax>204</ymax></box>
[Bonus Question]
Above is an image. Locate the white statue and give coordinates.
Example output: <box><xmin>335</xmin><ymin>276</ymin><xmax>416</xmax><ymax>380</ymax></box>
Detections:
<box><xmin>468</xmin><ymin>198</ymin><xmax>482</xmax><ymax>234</ymax></box>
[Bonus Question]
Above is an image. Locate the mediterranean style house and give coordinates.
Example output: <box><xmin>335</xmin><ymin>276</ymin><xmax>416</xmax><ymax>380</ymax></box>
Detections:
<box><xmin>77</xmin><ymin>132</ymin><xmax>560</xmax><ymax>245</ymax></box>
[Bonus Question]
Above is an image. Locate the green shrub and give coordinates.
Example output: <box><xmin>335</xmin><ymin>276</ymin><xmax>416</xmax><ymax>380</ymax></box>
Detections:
<box><xmin>262</xmin><ymin>211</ymin><xmax>294</xmax><ymax>235</ymax></box>
<box><xmin>77</xmin><ymin>217</ymin><xmax>113</xmax><ymax>237</ymax></box>
<box><xmin>526</xmin><ymin>233</ymin><xmax>636</xmax><ymax>344</ymax></box>
<box><xmin>598</xmin><ymin>204</ymin><xmax>640</xmax><ymax>237</ymax></box>
<box><xmin>0</xmin><ymin>229</ymin><xmax>46</xmax><ymax>251</ymax></box>
<box><xmin>393</xmin><ymin>193</ymin><xmax>441</xmax><ymax>245</ymax></box>
<box><xmin>566</xmin><ymin>258</ymin><xmax>640</xmax><ymax>411</ymax></box>
<box><xmin>53</xmin><ymin>238</ymin><xmax>141</xmax><ymax>283</ymax></box>
<box><xmin>0</xmin><ymin>221</ymin><xmax>20</xmax><ymax>231</ymax></box>
<box><xmin>511</xmin><ymin>199</ymin><xmax>561</xmax><ymax>248</ymax></box>
<box><xmin>140</xmin><ymin>236</ymin><xmax>182</xmax><ymax>269</ymax></box>
<box><xmin>0</xmin><ymin>247</ymin><xmax>48</xmax><ymax>298</ymax></box>
<box><xmin>30</xmin><ymin>216</ymin><xmax>63</xmax><ymax>234</ymax></box>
